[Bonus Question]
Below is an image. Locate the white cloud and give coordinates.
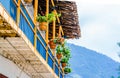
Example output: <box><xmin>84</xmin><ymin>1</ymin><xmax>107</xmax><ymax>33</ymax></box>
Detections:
<box><xmin>75</xmin><ymin>0</ymin><xmax>120</xmax><ymax>5</ymax></box>
<box><xmin>68</xmin><ymin>2</ymin><xmax>120</xmax><ymax>62</ymax></box>
<box><xmin>66</xmin><ymin>0</ymin><xmax>120</xmax><ymax>5</ymax></box>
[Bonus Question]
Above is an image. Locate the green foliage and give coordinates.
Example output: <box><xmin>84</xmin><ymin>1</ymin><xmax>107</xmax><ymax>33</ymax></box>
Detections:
<box><xmin>55</xmin><ymin>40</ymin><xmax>72</xmax><ymax>74</ymax></box>
<box><xmin>53</xmin><ymin>38</ymin><xmax>57</xmax><ymax>44</ymax></box>
<box><xmin>57</xmin><ymin>13</ymin><xmax>61</xmax><ymax>17</ymax></box>
<box><xmin>56</xmin><ymin>45</ymin><xmax>63</xmax><ymax>54</ymax></box>
<box><xmin>47</xmin><ymin>12</ymin><xmax>56</xmax><ymax>23</ymax></box>
<box><xmin>61</xmin><ymin>56</ymin><xmax>68</xmax><ymax>63</ymax></box>
<box><xmin>36</xmin><ymin>12</ymin><xmax>61</xmax><ymax>23</ymax></box>
<box><xmin>53</xmin><ymin>37</ymin><xmax>65</xmax><ymax>45</ymax></box>
<box><xmin>64</xmin><ymin>67</ymin><xmax>72</xmax><ymax>74</ymax></box>
<box><xmin>36</xmin><ymin>14</ymin><xmax>47</xmax><ymax>22</ymax></box>
<box><xmin>61</xmin><ymin>40</ymin><xmax>66</xmax><ymax>47</ymax></box>
<box><xmin>63</xmin><ymin>47</ymin><xmax>71</xmax><ymax>59</ymax></box>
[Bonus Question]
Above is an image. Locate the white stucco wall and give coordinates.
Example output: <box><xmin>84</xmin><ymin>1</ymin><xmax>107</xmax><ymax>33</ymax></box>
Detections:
<box><xmin>0</xmin><ymin>55</ymin><xmax>30</xmax><ymax>78</ymax></box>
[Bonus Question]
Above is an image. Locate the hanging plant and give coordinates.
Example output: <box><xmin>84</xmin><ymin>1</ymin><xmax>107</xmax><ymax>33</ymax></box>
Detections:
<box><xmin>48</xmin><ymin>38</ymin><xmax>57</xmax><ymax>49</ymax></box>
<box><xmin>62</xmin><ymin>47</ymin><xmax>71</xmax><ymax>59</ymax></box>
<box><xmin>56</xmin><ymin>37</ymin><xmax>65</xmax><ymax>45</ymax></box>
<box><xmin>61</xmin><ymin>56</ymin><xmax>68</xmax><ymax>67</ymax></box>
<box><xmin>56</xmin><ymin>45</ymin><xmax>63</xmax><ymax>59</ymax></box>
<box><xmin>64</xmin><ymin>67</ymin><xmax>72</xmax><ymax>74</ymax></box>
<box><xmin>36</xmin><ymin>12</ymin><xmax>61</xmax><ymax>31</ymax></box>
<box><xmin>36</xmin><ymin>14</ymin><xmax>47</xmax><ymax>31</ymax></box>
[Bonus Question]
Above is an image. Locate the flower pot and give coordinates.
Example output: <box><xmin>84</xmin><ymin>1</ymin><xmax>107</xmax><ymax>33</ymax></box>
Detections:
<box><xmin>39</xmin><ymin>22</ymin><xmax>47</xmax><ymax>31</ymax></box>
<box><xmin>49</xmin><ymin>40</ymin><xmax>56</xmax><ymax>49</ymax></box>
<box><xmin>64</xmin><ymin>68</ymin><xmax>72</xmax><ymax>74</ymax></box>
<box><xmin>57</xmin><ymin>37</ymin><xmax>64</xmax><ymax>44</ymax></box>
<box><xmin>62</xmin><ymin>63</ymin><xmax>66</xmax><ymax>67</ymax></box>
<box><xmin>24</xmin><ymin>0</ymin><xmax>32</xmax><ymax>3</ymax></box>
<box><xmin>56</xmin><ymin>53</ymin><xmax>62</xmax><ymax>59</ymax></box>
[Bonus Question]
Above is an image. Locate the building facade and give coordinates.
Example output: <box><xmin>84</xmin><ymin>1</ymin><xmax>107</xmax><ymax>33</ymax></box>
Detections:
<box><xmin>0</xmin><ymin>0</ymin><xmax>80</xmax><ymax>78</ymax></box>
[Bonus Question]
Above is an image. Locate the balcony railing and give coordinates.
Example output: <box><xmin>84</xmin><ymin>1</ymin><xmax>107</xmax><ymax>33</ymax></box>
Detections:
<box><xmin>0</xmin><ymin>0</ymin><xmax>63</xmax><ymax>78</ymax></box>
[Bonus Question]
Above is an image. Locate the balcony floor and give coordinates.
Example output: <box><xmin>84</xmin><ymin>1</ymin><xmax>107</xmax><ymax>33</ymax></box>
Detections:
<box><xmin>0</xmin><ymin>37</ymin><xmax>53</xmax><ymax>78</ymax></box>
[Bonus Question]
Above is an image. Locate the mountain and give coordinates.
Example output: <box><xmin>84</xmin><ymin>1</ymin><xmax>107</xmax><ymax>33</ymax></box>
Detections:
<box><xmin>65</xmin><ymin>43</ymin><xmax>120</xmax><ymax>78</ymax></box>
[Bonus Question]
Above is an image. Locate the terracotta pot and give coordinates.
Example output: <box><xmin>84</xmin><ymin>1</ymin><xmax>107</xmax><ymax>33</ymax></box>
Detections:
<box><xmin>39</xmin><ymin>22</ymin><xmax>47</xmax><ymax>31</ymax></box>
<box><xmin>49</xmin><ymin>40</ymin><xmax>56</xmax><ymax>49</ymax></box>
<box><xmin>60</xmin><ymin>38</ymin><xmax>64</xmax><ymax>42</ymax></box>
<box><xmin>62</xmin><ymin>63</ymin><xmax>66</xmax><ymax>68</ymax></box>
<box><xmin>57</xmin><ymin>37</ymin><xmax>64</xmax><ymax>44</ymax></box>
<box><xmin>56</xmin><ymin>53</ymin><xmax>62</xmax><ymax>59</ymax></box>
<box><xmin>24</xmin><ymin>0</ymin><xmax>32</xmax><ymax>3</ymax></box>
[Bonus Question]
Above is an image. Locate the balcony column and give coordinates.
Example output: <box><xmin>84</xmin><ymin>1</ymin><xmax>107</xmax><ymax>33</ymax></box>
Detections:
<box><xmin>34</xmin><ymin>0</ymin><xmax>38</xmax><ymax>49</ymax></box>
<box><xmin>50</xmin><ymin>0</ymin><xmax>64</xmax><ymax>37</ymax></box>
<box><xmin>46</xmin><ymin>0</ymin><xmax>49</xmax><ymax>62</ymax></box>
<box><xmin>52</xmin><ymin>10</ymin><xmax>56</xmax><ymax>73</ymax></box>
<box><xmin>16</xmin><ymin>0</ymin><xmax>21</xmax><ymax>25</ymax></box>
<box><xmin>52</xmin><ymin>12</ymin><xmax>56</xmax><ymax>40</ymax></box>
<box><xmin>51</xmin><ymin>0</ymin><xmax>56</xmax><ymax>56</ymax></box>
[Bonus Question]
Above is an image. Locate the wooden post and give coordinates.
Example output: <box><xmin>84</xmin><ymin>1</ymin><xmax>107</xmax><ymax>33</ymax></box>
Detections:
<box><xmin>16</xmin><ymin>0</ymin><xmax>21</xmax><ymax>25</ymax></box>
<box><xmin>46</xmin><ymin>0</ymin><xmax>49</xmax><ymax>62</ymax></box>
<box><xmin>51</xmin><ymin>0</ymin><xmax>64</xmax><ymax>36</ymax></box>
<box><xmin>52</xmin><ymin>11</ymin><xmax>56</xmax><ymax>39</ymax></box>
<box><xmin>34</xmin><ymin>0</ymin><xmax>38</xmax><ymax>49</ymax></box>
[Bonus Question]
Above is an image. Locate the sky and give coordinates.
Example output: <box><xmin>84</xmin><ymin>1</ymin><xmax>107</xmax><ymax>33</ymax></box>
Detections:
<box><xmin>67</xmin><ymin>0</ymin><xmax>120</xmax><ymax>62</ymax></box>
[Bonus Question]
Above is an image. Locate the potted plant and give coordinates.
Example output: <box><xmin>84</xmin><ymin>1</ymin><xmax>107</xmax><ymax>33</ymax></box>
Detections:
<box><xmin>24</xmin><ymin>0</ymin><xmax>32</xmax><ymax>4</ymax></box>
<box><xmin>36</xmin><ymin>14</ymin><xmax>47</xmax><ymax>31</ymax></box>
<box><xmin>37</xmin><ymin>12</ymin><xmax>60</xmax><ymax>31</ymax></box>
<box><xmin>64</xmin><ymin>67</ymin><xmax>72</xmax><ymax>74</ymax></box>
<box><xmin>61</xmin><ymin>56</ymin><xmax>68</xmax><ymax>67</ymax></box>
<box><xmin>56</xmin><ymin>37</ymin><xmax>65</xmax><ymax>45</ymax></box>
<box><xmin>56</xmin><ymin>45</ymin><xmax>63</xmax><ymax>59</ymax></box>
<box><xmin>63</xmin><ymin>47</ymin><xmax>71</xmax><ymax>59</ymax></box>
<box><xmin>48</xmin><ymin>38</ymin><xmax>57</xmax><ymax>49</ymax></box>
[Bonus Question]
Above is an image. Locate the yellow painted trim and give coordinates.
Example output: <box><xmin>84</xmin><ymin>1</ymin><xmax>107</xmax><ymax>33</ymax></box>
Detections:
<box><xmin>34</xmin><ymin>0</ymin><xmax>38</xmax><ymax>50</ymax></box>
<box><xmin>45</xmin><ymin>0</ymin><xmax>49</xmax><ymax>43</ymax></box>
<box><xmin>16</xmin><ymin>0</ymin><xmax>21</xmax><ymax>25</ymax></box>
<box><xmin>52</xmin><ymin>11</ymin><xmax>56</xmax><ymax>39</ymax></box>
<box><xmin>61</xmin><ymin>26</ymin><xmax>64</xmax><ymax>36</ymax></box>
<box><xmin>46</xmin><ymin>0</ymin><xmax>49</xmax><ymax>62</ymax></box>
<box><xmin>58</xmin><ymin>26</ymin><xmax>61</xmax><ymax>37</ymax></box>
<box><xmin>52</xmin><ymin>11</ymin><xmax>56</xmax><ymax>55</ymax></box>
<box><xmin>34</xmin><ymin>0</ymin><xmax>38</xmax><ymax>23</ymax></box>
<box><xmin>50</xmin><ymin>0</ymin><xmax>64</xmax><ymax>36</ymax></box>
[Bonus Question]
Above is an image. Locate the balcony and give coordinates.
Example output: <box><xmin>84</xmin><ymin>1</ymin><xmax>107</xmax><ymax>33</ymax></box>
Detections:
<box><xmin>0</xmin><ymin>0</ymin><xmax>63</xmax><ymax>78</ymax></box>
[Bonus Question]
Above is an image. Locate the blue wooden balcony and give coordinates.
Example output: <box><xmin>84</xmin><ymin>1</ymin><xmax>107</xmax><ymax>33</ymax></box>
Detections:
<box><xmin>0</xmin><ymin>0</ymin><xmax>63</xmax><ymax>78</ymax></box>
